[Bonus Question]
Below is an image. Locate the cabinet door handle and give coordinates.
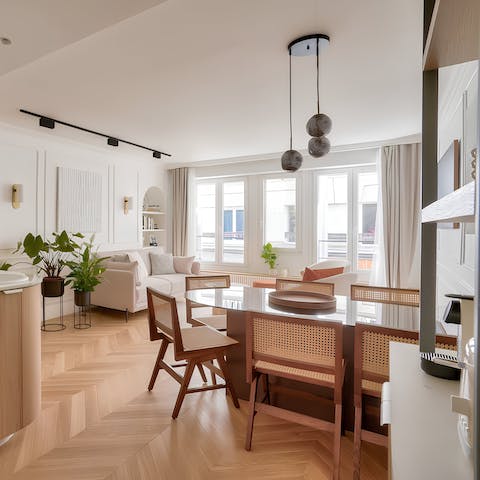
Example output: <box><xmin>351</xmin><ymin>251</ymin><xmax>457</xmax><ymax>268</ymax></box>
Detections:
<box><xmin>2</xmin><ymin>289</ymin><xmax>23</xmax><ymax>295</ymax></box>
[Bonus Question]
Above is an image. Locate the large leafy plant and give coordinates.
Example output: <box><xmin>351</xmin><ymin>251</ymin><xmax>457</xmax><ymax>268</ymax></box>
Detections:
<box><xmin>0</xmin><ymin>262</ymin><xmax>11</xmax><ymax>271</ymax></box>
<box><xmin>15</xmin><ymin>231</ymin><xmax>83</xmax><ymax>278</ymax></box>
<box><xmin>261</xmin><ymin>242</ymin><xmax>278</xmax><ymax>270</ymax></box>
<box><xmin>65</xmin><ymin>239</ymin><xmax>108</xmax><ymax>292</ymax></box>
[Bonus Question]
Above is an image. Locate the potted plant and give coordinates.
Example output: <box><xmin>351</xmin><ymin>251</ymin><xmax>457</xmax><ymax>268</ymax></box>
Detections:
<box><xmin>65</xmin><ymin>238</ymin><xmax>108</xmax><ymax>307</ymax></box>
<box><xmin>0</xmin><ymin>262</ymin><xmax>11</xmax><ymax>271</ymax></box>
<box><xmin>15</xmin><ymin>231</ymin><xmax>83</xmax><ymax>297</ymax></box>
<box><xmin>261</xmin><ymin>242</ymin><xmax>278</xmax><ymax>274</ymax></box>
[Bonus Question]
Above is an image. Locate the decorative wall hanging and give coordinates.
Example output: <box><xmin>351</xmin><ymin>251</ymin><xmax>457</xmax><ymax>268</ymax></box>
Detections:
<box><xmin>57</xmin><ymin>167</ymin><xmax>102</xmax><ymax>233</ymax></box>
<box><xmin>281</xmin><ymin>34</ymin><xmax>332</xmax><ymax>171</ymax></box>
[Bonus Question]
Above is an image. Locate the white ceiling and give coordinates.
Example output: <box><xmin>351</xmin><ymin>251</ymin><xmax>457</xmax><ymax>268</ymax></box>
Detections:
<box><xmin>0</xmin><ymin>0</ymin><xmax>423</xmax><ymax>164</ymax></box>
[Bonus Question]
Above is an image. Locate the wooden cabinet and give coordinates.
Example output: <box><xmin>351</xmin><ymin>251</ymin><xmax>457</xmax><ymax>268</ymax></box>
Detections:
<box><xmin>0</xmin><ymin>284</ymin><xmax>41</xmax><ymax>440</ymax></box>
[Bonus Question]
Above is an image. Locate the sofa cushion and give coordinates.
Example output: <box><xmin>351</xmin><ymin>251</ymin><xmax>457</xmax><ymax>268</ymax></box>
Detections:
<box><xmin>111</xmin><ymin>253</ymin><xmax>129</xmax><ymax>262</ymax></box>
<box><xmin>146</xmin><ymin>274</ymin><xmax>186</xmax><ymax>298</ymax></box>
<box><xmin>150</xmin><ymin>252</ymin><xmax>176</xmax><ymax>275</ymax></box>
<box><xmin>126</xmin><ymin>252</ymin><xmax>148</xmax><ymax>282</ymax></box>
<box><xmin>173</xmin><ymin>256</ymin><xmax>195</xmax><ymax>274</ymax></box>
<box><xmin>302</xmin><ymin>266</ymin><xmax>344</xmax><ymax>281</ymax></box>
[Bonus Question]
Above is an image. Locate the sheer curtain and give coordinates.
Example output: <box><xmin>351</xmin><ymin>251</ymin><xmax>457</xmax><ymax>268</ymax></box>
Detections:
<box><xmin>169</xmin><ymin>167</ymin><xmax>195</xmax><ymax>256</ymax></box>
<box><xmin>372</xmin><ymin>143</ymin><xmax>421</xmax><ymax>288</ymax></box>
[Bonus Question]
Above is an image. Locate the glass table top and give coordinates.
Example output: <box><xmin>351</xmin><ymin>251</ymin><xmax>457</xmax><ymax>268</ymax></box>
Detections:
<box><xmin>186</xmin><ymin>285</ymin><xmax>422</xmax><ymax>331</ymax></box>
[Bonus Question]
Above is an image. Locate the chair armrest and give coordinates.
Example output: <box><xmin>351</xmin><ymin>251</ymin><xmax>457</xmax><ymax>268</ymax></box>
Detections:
<box><xmin>91</xmin><ymin>269</ymin><xmax>136</xmax><ymax>312</ymax></box>
<box><xmin>191</xmin><ymin>261</ymin><xmax>201</xmax><ymax>275</ymax></box>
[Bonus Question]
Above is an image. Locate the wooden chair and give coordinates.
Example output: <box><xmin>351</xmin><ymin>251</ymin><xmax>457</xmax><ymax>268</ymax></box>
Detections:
<box><xmin>146</xmin><ymin>287</ymin><xmax>240</xmax><ymax>418</ymax></box>
<box><xmin>350</xmin><ymin>284</ymin><xmax>420</xmax><ymax>307</ymax></box>
<box><xmin>353</xmin><ymin>324</ymin><xmax>456</xmax><ymax>479</ymax></box>
<box><xmin>185</xmin><ymin>275</ymin><xmax>230</xmax><ymax>331</ymax></box>
<box><xmin>275</xmin><ymin>278</ymin><xmax>335</xmax><ymax>296</ymax></box>
<box><xmin>245</xmin><ymin>311</ymin><xmax>345</xmax><ymax>480</ymax></box>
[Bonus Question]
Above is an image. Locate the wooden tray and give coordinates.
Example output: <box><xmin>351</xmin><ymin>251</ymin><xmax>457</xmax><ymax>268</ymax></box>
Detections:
<box><xmin>268</xmin><ymin>290</ymin><xmax>336</xmax><ymax>312</ymax></box>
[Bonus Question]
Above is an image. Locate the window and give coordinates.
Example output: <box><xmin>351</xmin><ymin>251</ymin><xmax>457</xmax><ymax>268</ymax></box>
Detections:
<box><xmin>317</xmin><ymin>168</ymin><xmax>378</xmax><ymax>271</ymax></box>
<box><xmin>195</xmin><ymin>179</ymin><xmax>245</xmax><ymax>264</ymax></box>
<box><xmin>264</xmin><ymin>177</ymin><xmax>296</xmax><ymax>248</ymax></box>
<box><xmin>196</xmin><ymin>183</ymin><xmax>216</xmax><ymax>262</ymax></box>
<box><xmin>223</xmin><ymin>181</ymin><xmax>244</xmax><ymax>263</ymax></box>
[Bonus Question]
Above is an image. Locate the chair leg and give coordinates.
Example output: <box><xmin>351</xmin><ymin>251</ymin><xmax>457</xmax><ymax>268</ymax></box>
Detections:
<box><xmin>245</xmin><ymin>374</ymin><xmax>259</xmax><ymax>451</ymax></box>
<box><xmin>262</xmin><ymin>374</ymin><xmax>271</xmax><ymax>404</ymax></box>
<box><xmin>196</xmin><ymin>362</ymin><xmax>208</xmax><ymax>383</ymax></box>
<box><xmin>216</xmin><ymin>354</ymin><xmax>239</xmax><ymax>408</ymax></box>
<box><xmin>353</xmin><ymin>405</ymin><xmax>362</xmax><ymax>480</ymax></box>
<box><xmin>172</xmin><ymin>360</ymin><xmax>196</xmax><ymax>419</ymax></box>
<box><xmin>333</xmin><ymin>403</ymin><xmax>342</xmax><ymax>480</ymax></box>
<box><xmin>148</xmin><ymin>339</ymin><xmax>168</xmax><ymax>391</ymax></box>
<box><xmin>210</xmin><ymin>360</ymin><xmax>217</xmax><ymax>385</ymax></box>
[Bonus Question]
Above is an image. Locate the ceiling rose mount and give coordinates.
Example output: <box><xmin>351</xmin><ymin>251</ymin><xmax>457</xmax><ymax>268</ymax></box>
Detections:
<box><xmin>281</xmin><ymin>33</ymin><xmax>332</xmax><ymax>172</ymax></box>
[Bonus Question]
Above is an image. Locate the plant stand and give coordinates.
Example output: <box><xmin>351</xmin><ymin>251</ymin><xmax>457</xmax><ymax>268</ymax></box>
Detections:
<box><xmin>42</xmin><ymin>295</ymin><xmax>65</xmax><ymax>331</ymax></box>
<box><xmin>41</xmin><ymin>278</ymin><xmax>66</xmax><ymax>332</ymax></box>
<box><xmin>74</xmin><ymin>303</ymin><xmax>91</xmax><ymax>329</ymax></box>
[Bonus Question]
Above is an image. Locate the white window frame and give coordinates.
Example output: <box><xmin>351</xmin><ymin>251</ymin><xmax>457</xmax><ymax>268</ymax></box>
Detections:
<box><xmin>314</xmin><ymin>164</ymin><xmax>377</xmax><ymax>272</ymax></box>
<box><xmin>195</xmin><ymin>177</ymin><xmax>247</xmax><ymax>267</ymax></box>
<box><xmin>261</xmin><ymin>173</ymin><xmax>302</xmax><ymax>253</ymax></box>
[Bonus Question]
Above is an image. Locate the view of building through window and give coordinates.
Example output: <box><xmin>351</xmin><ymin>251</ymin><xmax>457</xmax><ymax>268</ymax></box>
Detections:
<box><xmin>223</xmin><ymin>181</ymin><xmax>244</xmax><ymax>263</ymax></box>
<box><xmin>317</xmin><ymin>169</ymin><xmax>378</xmax><ymax>271</ymax></box>
<box><xmin>264</xmin><ymin>178</ymin><xmax>296</xmax><ymax>248</ymax></box>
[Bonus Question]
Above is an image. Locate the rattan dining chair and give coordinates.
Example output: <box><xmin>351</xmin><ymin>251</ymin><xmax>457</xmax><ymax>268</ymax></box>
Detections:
<box><xmin>350</xmin><ymin>284</ymin><xmax>420</xmax><ymax>307</ymax></box>
<box><xmin>353</xmin><ymin>324</ymin><xmax>456</xmax><ymax>480</ymax></box>
<box><xmin>275</xmin><ymin>278</ymin><xmax>335</xmax><ymax>296</ymax></box>
<box><xmin>146</xmin><ymin>287</ymin><xmax>239</xmax><ymax>418</ymax></box>
<box><xmin>185</xmin><ymin>275</ymin><xmax>230</xmax><ymax>331</ymax></box>
<box><xmin>245</xmin><ymin>311</ymin><xmax>345</xmax><ymax>480</ymax></box>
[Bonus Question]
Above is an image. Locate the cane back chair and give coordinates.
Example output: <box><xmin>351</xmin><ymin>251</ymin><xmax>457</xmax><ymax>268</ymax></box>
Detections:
<box><xmin>245</xmin><ymin>311</ymin><xmax>345</xmax><ymax>480</ymax></box>
<box><xmin>147</xmin><ymin>288</ymin><xmax>239</xmax><ymax>418</ymax></box>
<box><xmin>275</xmin><ymin>278</ymin><xmax>335</xmax><ymax>296</ymax></box>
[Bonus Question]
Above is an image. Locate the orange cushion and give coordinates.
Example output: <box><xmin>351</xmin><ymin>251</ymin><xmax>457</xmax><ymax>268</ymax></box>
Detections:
<box><xmin>302</xmin><ymin>266</ymin><xmax>344</xmax><ymax>281</ymax></box>
<box><xmin>252</xmin><ymin>279</ymin><xmax>276</xmax><ymax>288</ymax></box>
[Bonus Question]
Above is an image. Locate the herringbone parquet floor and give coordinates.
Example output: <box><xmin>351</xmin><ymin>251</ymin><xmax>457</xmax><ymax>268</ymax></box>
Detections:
<box><xmin>0</xmin><ymin>304</ymin><xmax>387</xmax><ymax>480</ymax></box>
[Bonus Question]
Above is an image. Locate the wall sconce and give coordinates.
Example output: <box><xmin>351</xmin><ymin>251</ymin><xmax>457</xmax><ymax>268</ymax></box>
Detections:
<box><xmin>123</xmin><ymin>196</ymin><xmax>133</xmax><ymax>215</ymax></box>
<box><xmin>12</xmin><ymin>184</ymin><xmax>23</xmax><ymax>209</ymax></box>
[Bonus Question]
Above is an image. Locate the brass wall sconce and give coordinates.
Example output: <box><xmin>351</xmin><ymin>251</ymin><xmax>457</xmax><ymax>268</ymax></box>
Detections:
<box><xmin>123</xmin><ymin>196</ymin><xmax>133</xmax><ymax>215</ymax></box>
<box><xmin>12</xmin><ymin>184</ymin><xmax>23</xmax><ymax>209</ymax></box>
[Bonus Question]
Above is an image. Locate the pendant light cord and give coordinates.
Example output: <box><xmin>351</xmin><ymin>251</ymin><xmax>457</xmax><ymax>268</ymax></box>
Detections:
<box><xmin>289</xmin><ymin>49</ymin><xmax>293</xmax><ymax>149</ymax></box>
<box><xmin>316</xmin><ymin>37</ymin><xmax>320</xmax><ymax>115</ymax></box>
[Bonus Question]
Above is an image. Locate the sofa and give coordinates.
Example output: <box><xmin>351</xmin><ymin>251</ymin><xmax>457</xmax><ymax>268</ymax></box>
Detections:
<box><xmin>91</xmin><ymin>247</ymin><xmax>200</xmax><ymax>316</ymax></box>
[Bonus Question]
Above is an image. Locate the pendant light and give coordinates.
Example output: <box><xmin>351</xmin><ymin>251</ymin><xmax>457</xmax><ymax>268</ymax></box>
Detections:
<box><xmin>281</xmin><ymin>34</ymin><xmax>332</xmax><ymax>171</ymax></box>
<box><xmin>281</xmin><ymin>48</ymin><xmax>303</xmax><ymax>171</ymax></box>
<box><xmin>306</xmin><ymin>34</ymin><xmax>331</xmax><ymax>158</ymax></box>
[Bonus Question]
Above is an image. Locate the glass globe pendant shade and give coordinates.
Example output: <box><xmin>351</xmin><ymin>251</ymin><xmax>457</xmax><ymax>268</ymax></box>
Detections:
<box><xmin>308</xmin><ymin>136</ymin><xmax>330</xmax><ymax>158</ymax></box>
<box><xmin>281</xmin><ymin>149</ymin><xmax>303</xmax><ymax>171</ymax></box>
<box><xmin>306</xmin><ymin>113</ymin><xmax>332</xmax><ymax>137</ymax></box>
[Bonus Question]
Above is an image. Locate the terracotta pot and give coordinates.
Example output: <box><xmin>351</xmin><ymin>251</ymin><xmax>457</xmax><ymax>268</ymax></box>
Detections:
<box><xmin>41</xmin><ymin>277</ymin><xmax>65</xmax><ymax>298</ymax></box>
<box><xmin>74</xmin><ymin>290</ymin><xmax>91</xmax><ymax>307</ymax></box>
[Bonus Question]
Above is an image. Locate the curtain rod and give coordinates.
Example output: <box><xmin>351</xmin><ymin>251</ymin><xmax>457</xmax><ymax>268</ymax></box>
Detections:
<box><xmin>19</xmin><ymin>109</ymin><xmax>171</xmax><ymax>158</ymax></box>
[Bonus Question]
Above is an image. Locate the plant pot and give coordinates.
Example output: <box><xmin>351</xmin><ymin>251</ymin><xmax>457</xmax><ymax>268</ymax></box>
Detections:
<box><xmin>41</xmin><ymin>277</ymin><xmax>65</xmax><ymax>298</ymax></box>
<box><xmin>74</xmin><ymin>291</ymin><xmax>91</xmax><ymax>307</ymax></box>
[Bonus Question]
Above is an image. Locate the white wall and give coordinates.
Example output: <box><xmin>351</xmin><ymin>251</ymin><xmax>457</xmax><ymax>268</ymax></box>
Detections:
<box><xmin>0</xmin><ymin>122</ymin><xmax>166</xmax><ymax>317</ymax></box>
<box><xmin>436</xmin><ymin>61</ymin><xmax>478</xmax><ymax>320</ymax></box>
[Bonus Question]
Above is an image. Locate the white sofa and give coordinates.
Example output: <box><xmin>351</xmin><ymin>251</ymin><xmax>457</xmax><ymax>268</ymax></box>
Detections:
<box><xmin>91</xmin><ymin>247</ymin><xmax>200</xmax><ymax>316</ymax></box>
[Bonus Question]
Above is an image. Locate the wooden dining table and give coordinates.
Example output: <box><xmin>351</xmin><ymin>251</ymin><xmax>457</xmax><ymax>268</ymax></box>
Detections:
<box><xmin>186</xmin><ymin>285</ymin><xmax>421</xmax><ymax>432</ymax></box>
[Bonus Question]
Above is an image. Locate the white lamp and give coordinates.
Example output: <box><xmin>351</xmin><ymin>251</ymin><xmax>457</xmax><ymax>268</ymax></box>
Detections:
<box><xmin>12</xmin><ymin>184</ymin><xmax>23</xmax><ymax>209</ymax></box>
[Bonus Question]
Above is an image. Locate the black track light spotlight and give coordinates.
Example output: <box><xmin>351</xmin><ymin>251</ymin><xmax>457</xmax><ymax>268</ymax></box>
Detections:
<box><xmin>107</xmin><ymin>137</ymin><xmax>119</xmax><ymax>147</ymax></box>
<box><xmin>152</xmin><ymin>151</ymin><xmax>162</xmax><ymax>159</ymax></box>
<box><xmin>39</xmin><ymin>116</ymin><xmax>55</xmax><ymax>129</ymax></box>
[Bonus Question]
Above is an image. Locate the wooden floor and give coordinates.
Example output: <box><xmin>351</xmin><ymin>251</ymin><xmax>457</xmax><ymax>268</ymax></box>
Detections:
<box><xmin>0</xmin><ymin>303</ymin><xmax>387</xmax><ymax>480</ymax></box>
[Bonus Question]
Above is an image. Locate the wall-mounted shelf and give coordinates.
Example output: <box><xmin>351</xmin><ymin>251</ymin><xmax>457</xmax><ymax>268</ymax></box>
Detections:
<box><xmin>142</xmin><ymin>211</ymin><xmax>165</xmax><ymax>215</ymax></box>
<box><xmin>142</xmin><ymin>229</ymin><xmax>165</xmax><ymax>232</ymax></box>
<box><xmin>423</xmin><ymin>0</ymin><xmax>479</xmax><ymax>71</ymax></box>
<box><xmin>422</xmin><ymin>181</ymin><xmax>475</xmax><ymax>224</ymax></box>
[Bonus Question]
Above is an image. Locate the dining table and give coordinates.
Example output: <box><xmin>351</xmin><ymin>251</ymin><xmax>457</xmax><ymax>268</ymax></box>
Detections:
<box><xmin>186</xmin><ymin>285</ymin><xmax>424</xmax><ymax>431</ymax></box>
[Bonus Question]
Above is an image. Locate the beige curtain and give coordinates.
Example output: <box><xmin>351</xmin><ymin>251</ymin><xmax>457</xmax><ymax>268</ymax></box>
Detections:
<box><xmin>170</xmin><ymin>167</ymin><xmax>189</xmax><ymax>256</ymax></box>
<box><xmin>372</xmin><ymin>143</ymin><xmax>421</xmax><ymax>288</ymax></box>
